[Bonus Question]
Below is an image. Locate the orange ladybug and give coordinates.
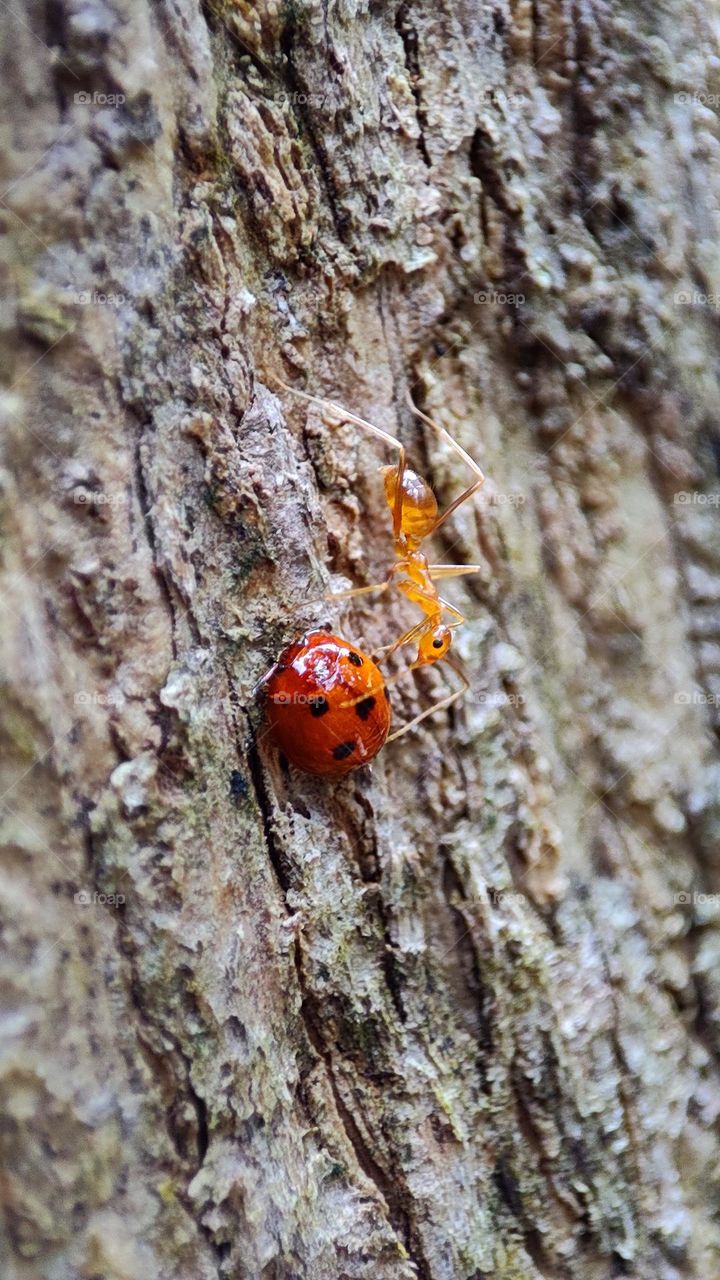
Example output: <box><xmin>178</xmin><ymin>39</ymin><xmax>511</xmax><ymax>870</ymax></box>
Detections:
<box><xmin>262</xmin><ymin>631</ymin><xmax>391</xmax><ymax>776</ymax></box>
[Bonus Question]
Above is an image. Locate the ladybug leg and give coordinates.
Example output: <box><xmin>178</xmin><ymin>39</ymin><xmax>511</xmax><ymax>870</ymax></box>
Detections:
<box><xmin>404</xmin><ymin>390</ymin><xmax>485</xmax><ymax>533</ymax></box>
<box><xmin>386</xmin><ymin>659</ymin><xmax>469</xmax><ymax>743</ymax></box>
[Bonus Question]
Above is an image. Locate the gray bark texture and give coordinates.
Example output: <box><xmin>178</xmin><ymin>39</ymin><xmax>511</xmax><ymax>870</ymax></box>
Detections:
<box><xmin>2</xmin><ymin>0</ymin><xmax>720</xmax><ymax>1277</ymax></box>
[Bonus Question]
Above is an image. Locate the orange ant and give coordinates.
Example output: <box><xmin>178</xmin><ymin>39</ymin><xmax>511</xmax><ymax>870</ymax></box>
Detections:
<box><xmin>268</xmin><ymin>374</ymin><xmax>485</xmax><ymax>742</ymax></box>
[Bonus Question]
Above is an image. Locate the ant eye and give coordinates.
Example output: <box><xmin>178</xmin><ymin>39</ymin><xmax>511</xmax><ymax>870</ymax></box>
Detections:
<box><xmin>430</xmin><ymin>627</ymin><xmax>451</xmax><ymax>652</ymax></box>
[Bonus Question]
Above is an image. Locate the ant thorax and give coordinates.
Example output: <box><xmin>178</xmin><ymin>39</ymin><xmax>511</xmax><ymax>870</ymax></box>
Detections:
<box><xmin>381</xmin><ymin>464</ymin><xmax>438</xmax><ymax>551</ymax></box>
<box><xmin>395</xmin><ymin>552</ymin><xmax>442</xmax><ymax>622</ymax></box>
<box><xmin>398</xmin><ymin>551</ymin><xmax>436</xmax><ymax>589</ymax></box>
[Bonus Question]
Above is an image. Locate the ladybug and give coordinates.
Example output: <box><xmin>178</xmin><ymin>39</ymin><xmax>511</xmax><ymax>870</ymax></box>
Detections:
<box><xmin>262</xmin><ymin>631</ymin><xmax>392</xmax><ymax>776</ymax></box>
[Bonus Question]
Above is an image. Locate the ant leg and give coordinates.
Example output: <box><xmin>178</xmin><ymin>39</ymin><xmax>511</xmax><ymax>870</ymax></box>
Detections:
<box><xmin>312</xmin><ymin>561</ymin><xmax>404</xmax><ymax>605</ymax></box>
<box><xmin>428</xmin><ymin>563</ymin><xmax>483</xmax><ymax>580</ymax></box>
<box><xmin>391</xmin><ymin>442</ymin><xmax>407</xmax><ymax>540</ymax></box>
<box><xmin>431</xmin><ymin>479</ymin><xmax>484</xmax><ymax>534</ymax></box>
<box><xmin>374</xmin><ymin>616</ymin><xmax>434</xmax><ymax>663</ymax></box>
<box><xmin>438</xmin><ymin>596</ymin><xmax>465</xmax><ymax>624</ymax></box>
<box><xmin>297</xmin><ymin>580</ymin><xmax>390</xmax><ymax>609</ymax></box>
<box><xmin>268</xmin><ymin>372</ymin><xmax>408</xmax><ymax>540</ymax></box>
<box><xmin>324</xmin><ymin>580</ymin><xmax>391</xmax><ymax>603</ymax></box>
<box><xmin>268</xmin><ymin>373</ymin><xmax>402</xmax><ymax>456</ymax></box>
<box><xmin>376</xmin><ymin>588</ymin><xmax>463</xmax><ymax>664</ymax></box>
<box><xmin>338</xmin><ymin>676</ymin><xmax>391</xmax><ymax>710</ymax></box>
<box><xmin>330</xmin><ymin>415</ymin><xmax>406</xmax><ymax>540</ymax></box>
<box><xmin>405</xmin><ymin>389</ymin><xmax>485</xmax><ymax>532</ymax></box>
<box><xmin>386</xmin><ymin>659</ymin><xmax>469</xmax><ymax>743</ymax></box>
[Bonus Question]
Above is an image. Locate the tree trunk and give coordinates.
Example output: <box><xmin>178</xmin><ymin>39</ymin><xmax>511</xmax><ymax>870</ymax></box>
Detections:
<box><xmin>2</xmin><ymin>0</ymin><xmax>720</xmax><ymax>1277</ymax></box>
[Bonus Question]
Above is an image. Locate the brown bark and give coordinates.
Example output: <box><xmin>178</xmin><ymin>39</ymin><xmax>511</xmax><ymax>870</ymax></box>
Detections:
<box><xmin>2</xmin><ymin>0</ymin><xmax>720</xmax><ymax>1277</ymax></box>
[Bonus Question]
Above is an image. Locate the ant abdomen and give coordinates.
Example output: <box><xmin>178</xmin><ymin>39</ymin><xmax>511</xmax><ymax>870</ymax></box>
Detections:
<box><xmin>382</xmin><ymin>465</ymin><xmax>437</xmax><ymax>547</ymax></box>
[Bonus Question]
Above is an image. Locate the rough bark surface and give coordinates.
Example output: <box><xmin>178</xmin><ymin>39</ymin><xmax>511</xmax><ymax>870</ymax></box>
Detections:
<box><xmin>2</xmin><ymin>0</ymin><xmax>720</xmax><ymax>1278</ymax></box>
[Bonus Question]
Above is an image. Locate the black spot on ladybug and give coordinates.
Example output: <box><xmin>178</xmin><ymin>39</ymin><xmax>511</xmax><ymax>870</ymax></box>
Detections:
<box><xmin>229</xmin><ymin>770</ymin><xmax>248</xmax><ymax>800</ymax></box>
<box><xmin>347</xmin><ymin>651</ymin><xmax>363</xmax><ymax>667</ymax></box>
<box><xmin>433</xmin><ymin>637</ymin><xmax>444</xmax><ymax>649</ymax></box>
<box><xmin>309</xmin><ymin>696</ymin><xmax>330</xmax><ymax>717</ymax></box>
<box><xmin>355</xmin><ymin>696</ymin><xmax>376</xmax><ymax>721</ymax></box>
<box><xmin>332</xmin><ymin>740</ymin><xmax>356</xmax><ymax>760</ymax></box>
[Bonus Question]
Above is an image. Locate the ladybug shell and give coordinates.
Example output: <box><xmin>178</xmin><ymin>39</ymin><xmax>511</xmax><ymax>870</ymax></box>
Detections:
<box><xmin>262</xmin><ymin>631</ymin><xmax>391</xmax><ymax>776</ymax></box>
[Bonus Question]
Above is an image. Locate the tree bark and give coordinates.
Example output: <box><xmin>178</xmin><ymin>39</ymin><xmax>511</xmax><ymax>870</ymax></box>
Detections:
<box><xmin>2</xmin><ymin>0</ymin><xmax>720</xmax><ymax>1278</ymax></box>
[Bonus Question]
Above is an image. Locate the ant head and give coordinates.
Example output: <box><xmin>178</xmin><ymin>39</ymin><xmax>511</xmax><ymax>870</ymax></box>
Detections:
<box><xmin>418</xmin><ymin>625</ymin><xmax>452</xmax><ymax>665</ymax></box>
